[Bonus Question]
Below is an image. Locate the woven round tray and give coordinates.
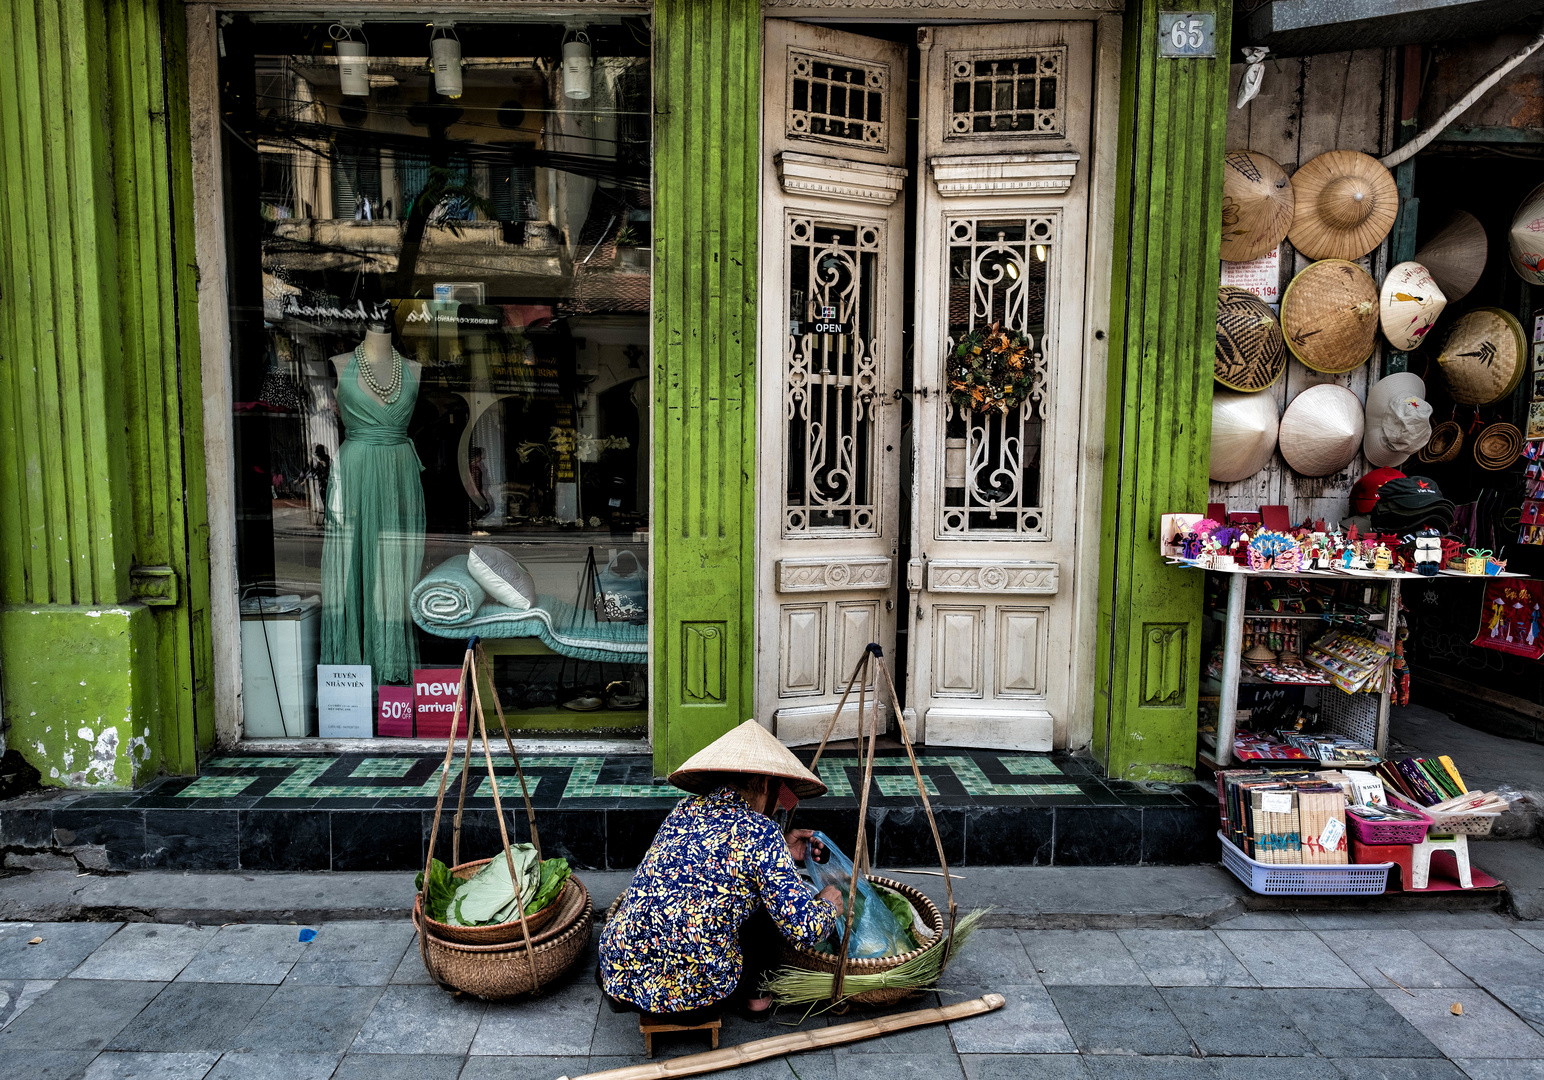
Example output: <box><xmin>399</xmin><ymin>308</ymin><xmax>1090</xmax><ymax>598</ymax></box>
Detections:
<box><xmin>1475</xmin><ymin>423</ymin><xmax>1523</xmax><ymax>471</ymax></box>
<box><xmin>778</xmin><ymin>877</ymin><xmax>946</xmax><ymax>1007</ymax></box>
<box><xmin>1418</xmin><ymin>420</ymin><xmax>1462</xmax><ymax>464</ymax></box>
<box><xmin>415</xmin><ymin>874</ymin><xmax>593</xmax><ymax>998</ymax></box>
<box><xmin>416</xmin><ymin>859</ymin><xmax>572</xmax><ymax>946</ymax></box>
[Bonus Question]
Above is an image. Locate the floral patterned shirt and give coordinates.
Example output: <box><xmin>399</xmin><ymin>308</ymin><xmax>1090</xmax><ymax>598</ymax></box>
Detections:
<box><xmin>598</xmin><ymin>786</ymin><xmax>837</xmax><ymax>1013</ymax></box>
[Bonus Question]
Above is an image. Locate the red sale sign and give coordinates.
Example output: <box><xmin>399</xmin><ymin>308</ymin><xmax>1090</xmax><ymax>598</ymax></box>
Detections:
<box><xmin>377</xmin><ymin>685</ymin><xmax>415</xmax><ymax>738</ymax></box>
<box><xmin>413</xmin><ymin>668</ymin><xmax>468</xmax><ymax>739</ymax></box>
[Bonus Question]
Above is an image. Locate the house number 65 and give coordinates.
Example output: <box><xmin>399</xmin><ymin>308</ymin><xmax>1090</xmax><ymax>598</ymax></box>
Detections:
<box><xmin>1157</xmin><ymin>12</ymin><xmax>1215</xmax><ymax>58</ymax></box>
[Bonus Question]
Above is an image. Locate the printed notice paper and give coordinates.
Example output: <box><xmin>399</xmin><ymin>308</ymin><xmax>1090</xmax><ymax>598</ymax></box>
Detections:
<box><xmin>1260</xmin><ymin>791</ymin><xmax>1294</xmax><ymax>814</ymax></box>
<box><xmin>317</xmin><ymin>664</ymin><xmax>373</xmax><ymax>738</ymax></box>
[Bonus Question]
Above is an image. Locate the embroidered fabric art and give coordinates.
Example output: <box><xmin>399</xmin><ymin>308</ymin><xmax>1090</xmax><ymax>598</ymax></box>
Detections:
<box><xmin>598</xmin><ymin>786</ymin><xmax>837</xmax><ymax>1013</ymax></box>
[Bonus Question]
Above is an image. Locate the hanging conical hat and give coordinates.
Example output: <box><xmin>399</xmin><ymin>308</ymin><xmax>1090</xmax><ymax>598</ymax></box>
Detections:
<box><xmin>1287</xmin><ymin>151</ymin><xmax>1399</xmax><ymax>261</ymax></box>
<box><xmin>1362</xmin><ymin>373</ymin><xmax>1432</xmax><ymax>469</ymax></box>
<box><xmin>1379</xmin><ymin>262</ymin><xmax>1446</xmax><ymax>351</ymax></box>
<box><xmin>1279</xmin><ymin>259</ymin><xmax>1379</xmax><ymax>373</ymax></box>
<box><xmin>1220</xmin><ymin>150</ymin><xmax>1295</xmax><ymax>263</ymax></box>
<box><xmin>1437</xmin><ymin>307</ymin><xmax>1527</xmax><ymax>406</ymax></box>
<box><xmin>1215</xmin><ymin>286</ymin><xmax>1287</xmax><ymax>392</ymax></box>
<box><xmin>1415</xmin><ymin>211</ymin><xmax>1487</xmax><ymax>303</ymax></box>
<box><xmin>668</xmin><ymin>719</ymin><xmax>827</xmax><ymax>798</ymax></box>
<box><xmin>1209</xmin><ymin>389</ymin><xmax>1280</xmax><ymax>482</ymax></box>
<box><xmin>1509</xmin><ymin>181</ymin><xmax>1544</xmax><ymax>284</ymax></box>
<box><xmin>1279</xmin><ymin>383</ymin><xmax>1365</xmax><ymax>477</ymax></box>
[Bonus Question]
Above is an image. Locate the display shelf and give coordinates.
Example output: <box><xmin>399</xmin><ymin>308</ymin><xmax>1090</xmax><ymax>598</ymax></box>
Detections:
<box><xmin>1206</xmin><ymin>608</ymin><xmax>1384</xmax><ymax>623</ymax></box>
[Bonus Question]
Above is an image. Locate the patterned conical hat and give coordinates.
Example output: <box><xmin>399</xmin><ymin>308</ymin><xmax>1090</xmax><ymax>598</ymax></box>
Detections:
<box><xmin>1215</xmin><ymin>286</ymin><xmax>1286</xmax><ymax>392</ymax></box>
<box><xmin>1379</xmin><ymin>262</ymin><xmax>1446</xmax><ymax>352</ymax></box>
<box><xmin>668</xmin><ymin>719</ymin><xmax>827</xmax><ymax>798</ymax></box>
<box><xmin>1509</xmin><ymin>182</ymin><xmax>1544</xmax><ymax>284</ymax></box>
<box><xmin>1437</xmin><ymin>308</ymin><xmax>1526</xmax><ymax>406</ymax></box>
<box><xmin>1219</xmin><ymin>150</ymin><xmax>1295</xmax><ymax>263</ymax></box>
<box><xmin>1287</xmin><ymin>151</ymin><xmax>1398</xmax><ymax>261</ymax></box>
<box><xmin>1279</xmin><ymin>259</ymin><xmax>1379</xmax><ymax>374</ymax></box>
<box><xmin>1209</xmin><ymin>389</ymin><xmax>1280</xmax><ymax>482</ymax></box>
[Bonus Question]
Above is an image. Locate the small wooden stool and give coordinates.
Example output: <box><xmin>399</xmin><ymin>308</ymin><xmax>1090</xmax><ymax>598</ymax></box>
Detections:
<box><xmin>638</xmin><ymin>1015</ymin><xmax>721</xmax><ymax>1058</ymax></box>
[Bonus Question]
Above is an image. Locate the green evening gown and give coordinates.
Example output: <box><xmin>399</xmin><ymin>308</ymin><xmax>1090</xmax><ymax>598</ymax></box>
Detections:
<box><xmin>320</xmin><ymin>350</ymin><xmax>425</xmax><ymax>685</ymax></box>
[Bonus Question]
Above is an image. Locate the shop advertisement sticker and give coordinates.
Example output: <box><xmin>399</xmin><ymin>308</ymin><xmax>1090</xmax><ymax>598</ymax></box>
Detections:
<box><xmin>1220</xmin><ymin>248</ymin><xmax>1281</xmax><ymax>302</ymax></box>
<box><xmin>317</xmin><ymin>665</ymin><xmax>373</xmax><ymax>738</ymax></box>
<box><xmin>1318</xmin><ymin>817</ymin><xmax>1346</xmax><ymax>852</ymax></box>
<box><xmin>414</xmin><ymin>668</ymin><xmax>468</xmax><ymax>739</ymax></box>
<box><xmin>1260</xmin><ymin>791</ymin><xmax>1294</xmax><ymax>814</ymax></box>
<box><xmin>377</xmin><ymin>685</ymin><xmax>415</xmax><ymax>738</ymax></box>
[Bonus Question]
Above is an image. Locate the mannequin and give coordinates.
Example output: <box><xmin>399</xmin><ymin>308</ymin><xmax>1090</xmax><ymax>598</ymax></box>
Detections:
<box><xmin>320</xmin><ymin>321</ymin><xmax>427</xmax><ymax>687</ymax></box>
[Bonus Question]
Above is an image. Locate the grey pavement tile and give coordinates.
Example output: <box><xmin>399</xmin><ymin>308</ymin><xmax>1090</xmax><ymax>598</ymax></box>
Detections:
<box><xmin>1159</xmin><ymin>987</ymin><xmax>1302</xmax><ymax>1056</ymax></box>
<box><xmin>1209</xmin><ymin>913</ymin><xmax>1306</xmax><ymax>931</ymax></box>
<box><xmin>303</xmin><ymin>922</ymin><xmax>416</xmax><ymax>964</ymax></box>
<box><xmin>1331</xmin><ymin>1060</ymin><xmax>1469</xmax><ymax>1080</ymax></box>
<box><xmin>590</xmin><ymin>999</ymin><xmax>664</xmax><ymax>1057</ymax></box>
<box><xmin>109</xmin><ymin>982</ymin><xmax>276</xmax><ymax>1053</ymax></box>
<box><xmin>332</xmin><ymin>1053</ymin><xmax>467</xmax><ymax>1080</ymax></box>
<box><xmin>1270</xmin><ymin>988</ymin><xmax>1441</xmax><ymax>1058</ymax></box>
<box><xmin>283</xmin><ymin>962</ymin><xmax>399</xmax><ymax>986</ymax></box>
<box><xmin>1454</xmin><ymin>1059</ymin><xmax>1544</xmax><ymax>1079</ymax></box>
<box><xmin>1046</xmin><ymin>985</ymin><xmax>1195</xmax><ymax>1056</ymax></box>
<box><xmin>946</xmin><ymin>984</ymin><xmax>1076</xmax><ymax>1054</ymax></box>
<box><xmin>961</xmin><ymin>1055</ymin><xmax>1089</xmax><ymax>1080</ymax></box>
<box><xmin>2</xmin><ymin>1050</ymin><xmax>97</xmax><ymax>1080</ymax></box>
<box><xmin>1211</xmin><ymin>1063</ymin><xmax>1330</xmax><ymax>1080</ymax></box>
<box><xmin>472</xmin><ymin>978</ymin><xmax>601</xmax><ymax>1056</ymax></box>
<box><xmin>1082</xmin><ymin>1058</ymin><xmax>1214</xmax><ymax>1080</ymax></box>
<box><xmin>1217</xmin><ymin>931</ymin><xmax>1366</xmax><ymax>988</ymax></box>
<box><xmin>390</xmin><ymin>938</ymin><xmax>437</xmax><ymax>984</ymax></box>
<box><xmin>1022</xmin><ymin>931</ymin><xmax>1149</xmax><ymax>986</ymax></box>
<box><xmin>0</xmin><ymin>978</ymin><xmax>166</xmax><ymax>1051</ymax></box>
<box><xmin>1484</xmin><ymin>984</ymin><xmax>1544</xmax><ymax>1034</ymax></box>
<box><xmin>1514</xmin><ymin>928</ymin><xmax>1544</xmax><ymax>951</ymax></box>
<box><xmin>232</xmin><ymin>984</ymin><xmax>384</xmax><ymax>1055</ymax></box>
<box><xmin>584</xmin><ymin>1053</ymin><xmax>836</xmax><ymax>1080</ymax></box>
<box><xmin>834</xmin><ymin>1051</ymin><xmax>965</xmax><ymax>1080</ymax></box>
<box><xmin>827</xmin><ymin>993</ymin><xmax>954</xmax><ymax>1055</ymax></box>
<box><xmin>176</xmin><ymin>926</ymin><xmax>307</xmax><ymax>985</ymax></box>
<box><xmin>1291</xmin><ymin>912</ymin><xmax>1519</xmax><ymax>931</ymax></box>
<box><xmin>1316</xmin><ymin>930</ymin><xmax>1475</xmax><ymax>990</ymax></box>
<box><xmin>0</xmin><ymin>978</ymin><xmax>57</xmax><ymax>1029</ymax></box>
<box><xmin>1375</xmin><ymin>988</ymin><xmax>1544</xmax><ymax>1059</ymax></box>
<box><xmin>350</xmin><ymin>983</ymin><xmax>486</xmax><ymax>1055</ymax></box>
<box><xmin>202</xmin><ymin>1052</ymin><xmax>343</xmax><ymax>1080</ymax></box>
<box><xmin>936</xmin><ymin>930</ymin><xmax>1038</xmax><ymax>988</ymax></box>
<box><xmin>73</xmin><ymin>925</ymin><xmax>219</xmax><ymax>982</ymax></box>
<box><xmin>460</xmin><ymin>1058</ymin><xmax>590</xmax><ymax>1080</ymax></box>
<box><xmin>1117</xmin><ymin>931</ymin><xmax>1256</xmax><ymax>987</ymax></box>
<box><xmin>0</xmin><ymin>922</ymin><xmax>124</xmax><ymax>978</ymax></box>
<box><xmin>1414</xmin><ymin>930</ymin><xmax>1544</xmax><ymax>987</ymax></box>
<box><xmin>82</xmin><ymin>1052</ymin><xmax>221</xmax><ymax>1080</ymax></box>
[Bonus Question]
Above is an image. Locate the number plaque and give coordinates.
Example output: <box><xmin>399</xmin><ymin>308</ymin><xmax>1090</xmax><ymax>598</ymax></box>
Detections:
<box><xmin>1157</xmin><ymin>12</ymin><xmax>1215</xmax><ymax>58</ymax></box>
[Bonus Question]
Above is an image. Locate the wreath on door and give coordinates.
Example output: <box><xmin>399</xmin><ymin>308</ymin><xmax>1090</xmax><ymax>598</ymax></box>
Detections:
<box><xmin>947</xmin><ymin>323</ymin><xmax>1038</xmax><ymax>415</ymax></box>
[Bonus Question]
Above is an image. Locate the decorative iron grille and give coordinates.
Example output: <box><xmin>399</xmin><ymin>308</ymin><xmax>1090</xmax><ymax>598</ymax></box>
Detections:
<box><xmin>947</xmin><ymin>47</ymin><xmax>1065</xmax><ymax>139</ymax></box>
<box><xmin>787</xmin><ymin>49</ymin><xmax>888</xmax><ymax>151</ymax></box>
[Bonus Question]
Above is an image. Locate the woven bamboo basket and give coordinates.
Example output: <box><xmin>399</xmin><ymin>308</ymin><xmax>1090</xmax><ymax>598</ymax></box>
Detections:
<box><xmin>777</xmin><ymin>876</ymin><xmax>945</xmax><ymax>1007</ymax></box>
<box><xmin>415</xmin><ymin>873</ymin><xmax>593</xmax><ymax>998</ymax></box>
<box><xmin>1418</xmin><ymin>420</ymin><xmax>1463</xmax><ymax>464</ymax></box>
<box><xmin>415</xmin><ymin>861</ymin><xmax>573</xmax><ymax>946</ymax></box>
<box><xmin>1474</xmin><ymin>423</ymin><xmax>1523</xmax><ymax>471</ymax></box>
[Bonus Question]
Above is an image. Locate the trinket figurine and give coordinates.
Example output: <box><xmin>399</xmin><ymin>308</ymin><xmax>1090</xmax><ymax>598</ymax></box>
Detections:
<box><xmin>1413</xmin><ymin>527</ymin><xmax>1442</xmax><ymax>576</ymax></box>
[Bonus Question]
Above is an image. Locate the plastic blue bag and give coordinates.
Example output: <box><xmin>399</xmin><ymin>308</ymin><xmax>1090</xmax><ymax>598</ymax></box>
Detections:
<box><xmin>802</xmin><ymin>830</ymin><xmax>911</xmax><ymax>959</ymax></box>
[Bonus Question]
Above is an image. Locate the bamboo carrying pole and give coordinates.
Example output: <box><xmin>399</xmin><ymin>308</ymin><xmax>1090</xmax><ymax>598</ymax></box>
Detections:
<box><xmin>554</xmin><ymin>994</ymin><xmax>1006</xmax><ymax>1080</ymax></box>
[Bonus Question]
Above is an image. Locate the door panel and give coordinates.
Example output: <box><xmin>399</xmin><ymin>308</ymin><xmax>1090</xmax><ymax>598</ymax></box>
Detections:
<box><xmin>759</xmin><ymin>22</ymin><xmax>908</xmax><ymax>743</ymax></box>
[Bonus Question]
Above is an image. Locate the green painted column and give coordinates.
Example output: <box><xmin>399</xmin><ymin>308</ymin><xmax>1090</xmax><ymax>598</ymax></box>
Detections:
<box><xmin>0</xmin><ymin>0</ymin><xmax>208</xmax><ymax>786</ymax></box>
<box><xmin>651</xmin><ymin>0</ymin><xmax>760</xmax><ymax>775</ymax></box>
<box><xmin>1095</xmin><ymin>0</ymin><xmax>1232</xmax><ymax>782</ymax></box>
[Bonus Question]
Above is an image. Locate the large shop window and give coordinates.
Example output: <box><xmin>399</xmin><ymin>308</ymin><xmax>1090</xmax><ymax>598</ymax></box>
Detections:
<box><xmin>220</xmin><ymin>17</ymin><xmax>652</xmax><ymax>740</ymax></box>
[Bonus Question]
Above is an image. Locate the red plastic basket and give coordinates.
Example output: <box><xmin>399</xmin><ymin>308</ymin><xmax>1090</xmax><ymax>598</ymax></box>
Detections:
<box><xmin>1345</xmin><ymin>803</ymin><xmax>1431</xmax><ymax>846</ymax></box>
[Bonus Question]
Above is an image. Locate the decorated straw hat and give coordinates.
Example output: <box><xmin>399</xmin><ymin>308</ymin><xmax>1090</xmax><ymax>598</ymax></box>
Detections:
<box><xmin>668</xmin><ymin>719</ymin><xmax>827</xmax><ymax>798</ymax></box>
<box><xmin>1286</xmin><ymin>151</ymin><xmax>1399</xmax><ymax>261</ymax></box>
<box><xmin>1279</xmin><ymin>259</ymin><xmax>1379</xmax><ymax>373</ymax></box>
<box><xmin>1509</xmin><ymin>182</ymin><xmax>1544</xmax><ymax>284</ymax></box>
<box><xmin>1209</xmin><ymin>389</ymin><xmax>1280</xmax><ymax>482</ymax></box>
<box><xmin>1379</xmin><ymin>262</ymin><xmax>1447</xmax><ymax>351</ymax></box>
<box><xmin>1417</xmin><ymin>420</ymin><xmax>1463</xmax><ymax>464</ymax></box>
<box><xmin>1215</xmin><ymin>286</ymin><xmax>1287</xmax><ymax>392</ymax></box>
<box><xmin>1279</xmin><ymin>384</ymin><xmax>1365</xmax><ymax>477</ymax></box>
<box><xmin>1219</xmin><ymin>150</ymin><xmax>1295</xmax><ymax>263</ymax></box>
<box><xmin>1415</xmin><ymin>211</ymin><xmax>1487</xmax><ymax>303</ymax></box>
<box><xmin>1362</xmin><ymin>373</ymin><xmax>1432</xmax><ymax>469</ymax></box>
<box><xmin>1475</xmin><ymin>423</ymin><xmax>1524</xmax><ymax>471</ymax></box>
<box><xmin>1437</xmin><ymin>307</ymin><xmax>1527</xmax><ymax>406</ymax></box>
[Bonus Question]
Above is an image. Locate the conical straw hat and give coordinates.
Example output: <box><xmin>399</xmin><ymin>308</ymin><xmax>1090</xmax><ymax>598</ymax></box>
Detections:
<box><xmin>1509</xmin><ymin>181</ymin><xmax>1544</xmax><ymax>284</ymax></box>
<box><xmin>1379</xmin><ymin>262</ymin><xmax>1447</xmax><ymax>351</ymax></box>
<box><xmin>1215</xmin><ymin>286</ymin><xmax>1286</xmax><ymax>392</ymax></box>
<box><xmin>1220</xmin><ymin>150</ymin><xmax>1295</xmax><ymax>263</ymax></box>
<box><xmin>1280</xmin><ymin>259</ymin><xmax>1379</xmax><ymax>373</ymax></box>
<box><xmin>1279</xmin><ymin>384</ymin><xmax>1365</xmax><ymax>477</ymax></box>
<box><xmin>1209</xmin><ymin>389</ymin><xmax>1280</xmax><ymax>482</ymax></box>
<box><xmin>668</xmin><ymin>719</ymin><xmax>828</xmax><ymax>798</ymax></box>
<box><xmin>1437</xmin><ymin>307</ymin><xmax>1526</xmax><ymax>406</ymax></box>
<box><xmin>1415</xmin><ymin>211</ymin><xmax>1487</xmax><ymax>303</ymax></box>
<box><xmin>1287</xmin><ymin>151</ymin><xmax>1399</xmax><ymax>261</ymax></box>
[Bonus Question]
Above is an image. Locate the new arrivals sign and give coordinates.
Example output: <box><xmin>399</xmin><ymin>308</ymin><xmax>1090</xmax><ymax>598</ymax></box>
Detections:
<box><xmin>414</xmin><ymin>668</ymin><xmax>468</xmax><ymax>739</ymax></box>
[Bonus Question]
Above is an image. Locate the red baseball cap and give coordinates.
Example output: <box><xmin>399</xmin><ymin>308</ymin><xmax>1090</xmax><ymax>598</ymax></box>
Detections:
<box><xmin>1350</xmin><ymin>467</ymin><xmax>1406</xmax><ymax>515</ymax></box>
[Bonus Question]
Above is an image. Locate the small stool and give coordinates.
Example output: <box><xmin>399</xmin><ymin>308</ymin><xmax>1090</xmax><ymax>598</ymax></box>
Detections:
<box><xmin>1350</xmin><ymin>837</ymin><xmax>1415</xmax><ymax>891</ymax></box>
<box><xmin>1412</xmin><ymin>833</ymin><xmax>1473</xmax><ymax>889</ymax></box>
<box><xmin>638</xmin><ymin>1015</ymin><xmax>720</xmax><ymax>1058</ymax></box>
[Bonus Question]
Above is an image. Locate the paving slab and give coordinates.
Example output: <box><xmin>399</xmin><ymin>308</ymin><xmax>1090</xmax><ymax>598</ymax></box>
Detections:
<box><xmin>960</xmin><ymin>1054</ymin><xmax>1090</xmax><ymax>1080</ymax></box>
<box><xmin>1158</xmin><ymin>986</ymin><xmax>1302</xmax><ymax>1056</ymax></box>
<box><xmin>934</xmin><ymin>929</ymin><xmax>1036</xmax><ymax>987</ymax></box>
<box><xmin>1314</xmin><ymin>929</ymin><xmax>1475</xmax><ymax>990</ymax></box>
<box><xmin>1021</xmin><ymin>930</ymin><xmax>1148</xmax><ymax>985</ymax></box>
<box><xmin>1375</xmin><ymin>987</ymin><xmax>1544</xmax><ymax>1059</ymax></box>
<box><xmin>3</xmin><ymin>1050</ymin><xmax>99</xmax><ymax>1080</ymax></box>
<box><xmin>73</xmin><ymin>924</ymin><xmax>217</xmax><ymax>982</ymax></box>
<box><xmin>1414</xmin><ymin>929</ymin><xmax>1544</xmax><ymax>986</ymax></box>
<box><xmin>459</xmin><ymin>1057</ymin><xmax>590</xmax><ymax>1080</ymax></box>
<box><xmin>1217</xmin><ymin>930</ymin><xmax>1366</xmax><ymax>988</ymax></box>
<box><xmin>201</xmin><ymin>1052</ymin><xmax>342</xmax><ymax>1080</ymax></box>
<box><xmin>349</xmin><ymin>983</ymin><xmax>486</xmax><ymax>1055</ymax></box>
<box><xmin>945</xmin><ymin>983</ymin><xmax>1075</xmax><ymax>1054</ymax></box>
<box><xmin>1116</xmin><ymin>930</ymin><xmax>1256</xmax><ymax>987</ymax></box>
<box><xmin>1081</xmin><ymin>1058</ymin><xmax>1215</xmax><ymax>1080</ymax></box>
<box><xmin>1480</xmin><ymin>983</ymin><xmax>1544</xmax><ymax>1035</ymax></box>
<box><xmin>1452</xmin><ymin>1060</ymin><xmax>1544</xmax><ymax>1079</ymax></box>
<box><xmin>108</xmin><ymin>982</ymin><xmax>276</xmax><ymax>1052</ymax></box>
<box><xmin>1210</xmin><ymin>1063</ymin><xmax>1328</xmax><ymax>1080</ymax></box>
<box><xmin>828</xmin><ymin>993</ymin><xmax>954</xmax><ymax>1056</ymax></box>
<box><xmin>1046</xmin><ymin>985</ymin><xmax>1195</xmax><ymax>1056</ymax></box>
<box><xmin>1331</xmin><ymin>1060</ymin><xmax>1469</xmax><ymax>1080</ymax></box>
<box><xmin>331</xmin><ymin>1053</ymin><xmax>466</xmax><ymax>1080</ymax></box>
<box><xmin>0</xmin><ymin>921</ymin><xmax>123</xmax><ymax>977</ymax></box>
<box><xmin>833</xmin><ymin>1051</ymin><xmax>965</xmax><ymax>1080</ymax></box>
<box><xmin>231</xmin><ymin>984</ymin><xmax>383</xmax><ymax>1055</ymax></box>
<box><xmin>81</xmin><ymin>1051</ymin><xmax>221</xmax><ymax>1080</ymax></box>
<box><xmin>1269</xmin><ymin>988</ymin><xmax>1442</xmax><ymax>1058</ymax></box>
<box><xmin>470</xmin><ymin>977</ymin><xmax>601</xmax><ymax>1056</ymax></box>
<box><xmin>0</xmin><ymin>978</ymin><xmax>166</xmax><ymax>1051</ymax></box>
<box><xmin>0</xmin><ymin>976</ymin><xmax>55</xmax><ymax>1029</ymax></box>
<box><xmin>175</xmin><ymin>925</ymin><xmax>306</xmax><ymax>985</ymax></box>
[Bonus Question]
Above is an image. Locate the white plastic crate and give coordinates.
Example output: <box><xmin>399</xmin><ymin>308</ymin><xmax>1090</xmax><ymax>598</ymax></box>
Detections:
<box><xmin>1219</xmin><ymin>832</ymin><xmax>1393</xmax><ymax>895</ymax></box>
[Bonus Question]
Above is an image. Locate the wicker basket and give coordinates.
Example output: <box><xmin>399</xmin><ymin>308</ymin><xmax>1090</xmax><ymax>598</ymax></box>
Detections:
<box><xmin>1346</xmin><ymin>804</ymin><xmax>1431</xmax><ymax>846</ymax></box>
<box><xmin>415</xmin><ymin>874</ymin><xmax>593</xmax><ymax>998</ymax></box>
<box><xmin>416</xmin><ymin>859</ymin><xmax>573</xmax><ymax>946</ymax></box>
<box><xmin>1389</xmin><ymin>792</ymin><xmax>1499</xmax><ymax>837</ymax></box>
<box><xmin>778</xmin><ymin>876</ymin><xmax>945</xmax><ymax>1007</ymax></box>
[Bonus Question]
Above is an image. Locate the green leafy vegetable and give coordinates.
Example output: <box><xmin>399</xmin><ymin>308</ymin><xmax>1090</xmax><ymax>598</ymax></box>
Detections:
<box><xmin>526</xmin><ymin>858</ymin><xmax>572</xmax><ymax>915</ymax></box>
<box><xmin>415</xmin><ymin>858</ymin><xmax>457</xmax><ymax>923</ymax></box>
<box><xmin>875</xmin><ymin>885</ymin><xmax>920</xmax><ymax>951</ymax></box>
<box><xmin>446</xmin><ymin>844</ymin><xmax>540</xmax><ymax>926</ymax></box>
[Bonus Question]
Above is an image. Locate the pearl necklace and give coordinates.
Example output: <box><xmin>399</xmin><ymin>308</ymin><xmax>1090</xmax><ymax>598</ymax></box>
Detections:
<box><xmin>355</xmin><ymin>343</ymin><xmax>403</xmax><ymax>404</ymax></box>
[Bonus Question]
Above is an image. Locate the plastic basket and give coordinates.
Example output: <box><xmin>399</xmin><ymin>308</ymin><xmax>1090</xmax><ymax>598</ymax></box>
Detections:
<box><xmin>1218</xmin><ymin>832</ymin><xmax>1393</xmax><ymax>895</ymax></box>
<box><xmin>1388</xmin><ymin>792</ymin><xmax>1498</xmax><ymax>837</ymax></box>
<box><xmin>1345</xmin><ymin>804</ymin><xmax>1431</xmax><ymax>846</ymax></box>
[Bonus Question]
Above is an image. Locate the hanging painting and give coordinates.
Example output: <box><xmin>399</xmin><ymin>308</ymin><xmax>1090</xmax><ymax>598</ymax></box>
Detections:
<box><xmin>1471</xmin><ymin>578</ymin><xmax>1544</xmax><ymax>659</ymax></box>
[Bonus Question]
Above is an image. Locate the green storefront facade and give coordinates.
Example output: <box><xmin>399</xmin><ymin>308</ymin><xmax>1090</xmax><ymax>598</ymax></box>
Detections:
<box><xmin>0</xmin><ymin>0</ymin><xmax>1227</xmax><ymax>790</ymax></box>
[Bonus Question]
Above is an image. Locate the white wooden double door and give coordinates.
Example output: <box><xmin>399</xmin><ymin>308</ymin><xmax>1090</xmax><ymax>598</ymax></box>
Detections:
<box><xmin>756</xmin><ymin>19</ymin><xmax>1094</xmax><ymax>750</ymax></box>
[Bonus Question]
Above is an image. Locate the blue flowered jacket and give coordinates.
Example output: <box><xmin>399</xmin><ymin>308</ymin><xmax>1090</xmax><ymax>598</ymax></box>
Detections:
<box><xmin>598</xmin><ymin>786</ymin><xmax>837</xmax><ymax>1013</ymax></box>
